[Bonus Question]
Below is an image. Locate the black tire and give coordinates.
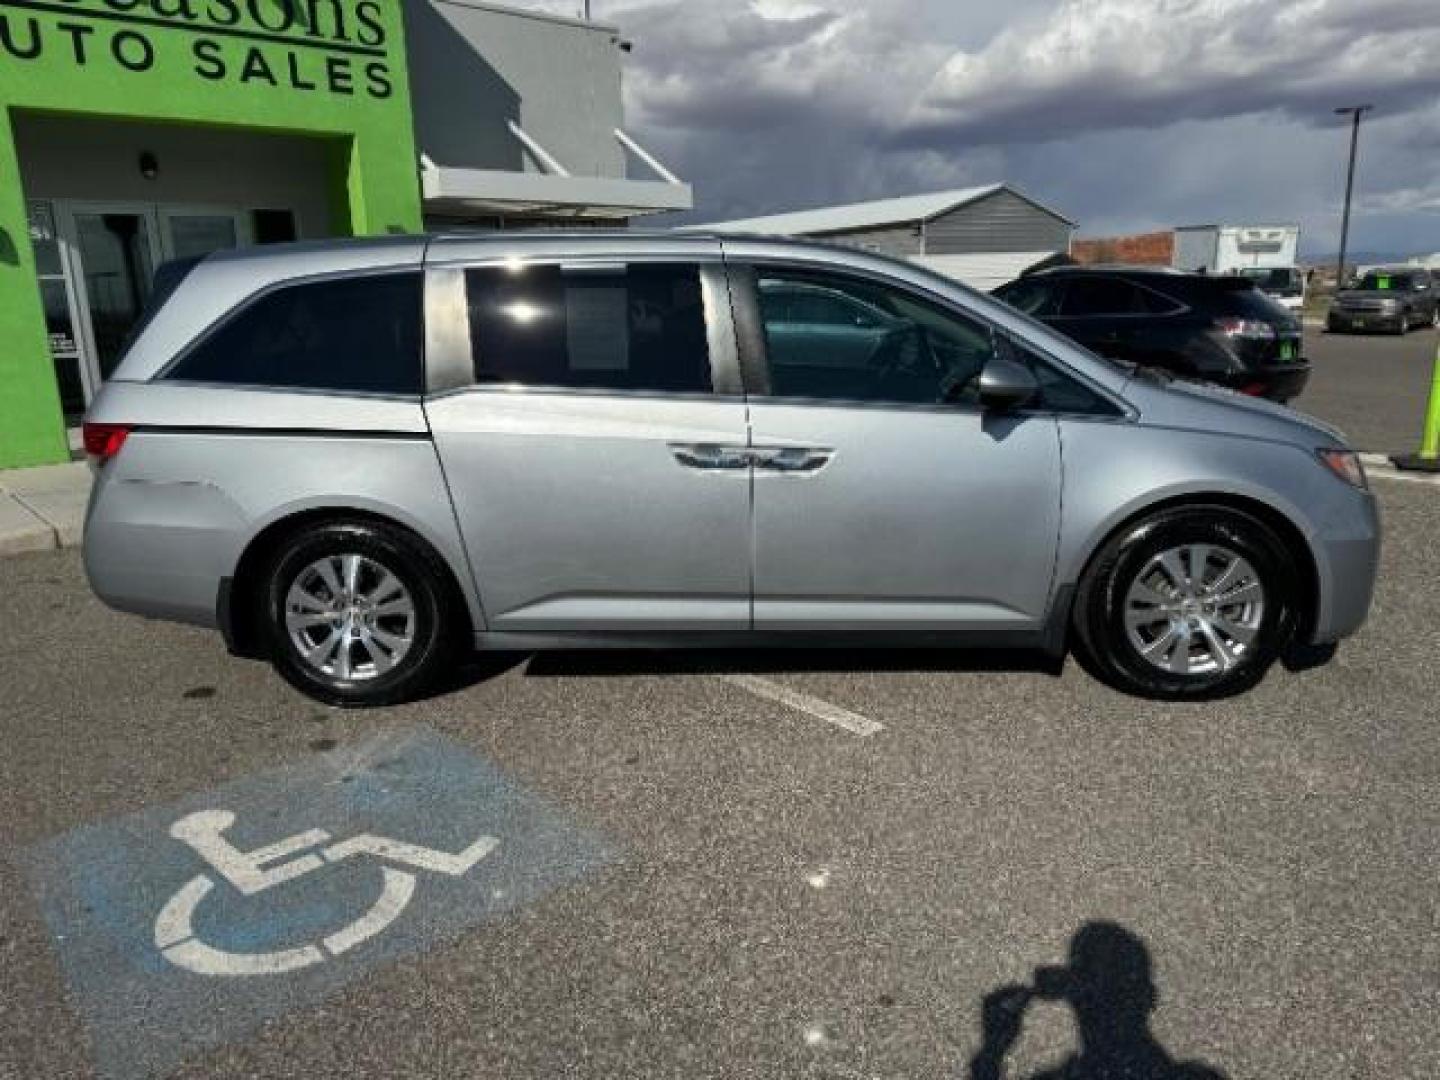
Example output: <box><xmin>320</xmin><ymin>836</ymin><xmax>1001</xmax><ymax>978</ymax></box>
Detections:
<box><xmin>260</xmin><ymin>520</ymin><xmax>461</xmax><ymax>707</ymax></box>
<box><xmin>1072</xmin><ymin>506</ymin><xmax>1298</xmax><ymax>700</ymax></box>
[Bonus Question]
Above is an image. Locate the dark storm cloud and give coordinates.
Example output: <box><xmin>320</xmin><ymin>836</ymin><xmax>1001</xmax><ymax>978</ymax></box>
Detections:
<box><xmin>898</xmin><ymin>0</ymin><xmax>1440</xmax><ymax>147</ymax></box>
<box><xmin>513</xmin><ymin>0</ymin><xmax>1440</xmax><ymax>252</ymax></box>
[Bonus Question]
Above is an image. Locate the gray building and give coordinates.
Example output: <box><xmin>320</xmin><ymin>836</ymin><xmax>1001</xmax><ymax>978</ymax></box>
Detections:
<box><xmin>407</xmin><ymin>0</ymin><xmax>693</xmax><ymax>229</ymax></box>
<box><xmin>696</xmin><ymin>185</ymin><xmax>1074</xmax><ymax>289</ymax></box>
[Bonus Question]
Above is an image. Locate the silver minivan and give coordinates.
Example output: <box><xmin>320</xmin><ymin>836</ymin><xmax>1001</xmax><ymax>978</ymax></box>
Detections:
<box><xmin>81</xmin><ymin>233</ymin><xmax>1380</xmax><ymax>706</ymax></box>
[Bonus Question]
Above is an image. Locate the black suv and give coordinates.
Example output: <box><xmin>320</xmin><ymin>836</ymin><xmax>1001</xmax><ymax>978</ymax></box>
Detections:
<box><xmin>994</xmin><ymin>266</ymin><xmax>1309</xmax><ymax>402</ymax></box>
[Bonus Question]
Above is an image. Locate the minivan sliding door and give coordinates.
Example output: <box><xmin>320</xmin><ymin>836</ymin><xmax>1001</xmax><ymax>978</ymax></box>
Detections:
<box><xmin>423</xmin><ymin>254</ymin><xmax>753</xmax><ymax>635</ymax></box>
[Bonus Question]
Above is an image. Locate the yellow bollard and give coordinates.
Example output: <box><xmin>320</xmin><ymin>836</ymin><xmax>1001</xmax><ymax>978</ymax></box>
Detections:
<box><xmin>1392</xmin><ymin>340</ymin><xmax>1440</xmax><ymax>471</ymax></box>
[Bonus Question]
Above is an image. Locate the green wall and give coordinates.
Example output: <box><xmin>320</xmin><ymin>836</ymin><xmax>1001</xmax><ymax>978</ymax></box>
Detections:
<box><xmin>0</xmin><ymin>0</ymin><xmax>423</xmax><ymax>469</ymax></box>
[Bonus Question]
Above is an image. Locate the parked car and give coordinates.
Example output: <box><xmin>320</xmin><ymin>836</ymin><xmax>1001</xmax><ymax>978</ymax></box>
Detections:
<box><xmin>81</xmin><ymin>234</ymin><xmax>1378</xmax><ymax>705</ymax></box>
<box><xmin>1237</xmin><ymin>265</ymin><xmax>1305</xmax><ymax>316</ymax></box>
<box><xmin>1327</xmin><ymin>268</ymin><xmax>1439</xmax><ymax>334</ymax></box>
<box><xmin>993</xmin><ymin>266</ymin><xmax>1309</xmax><ymax>402</ymax></box>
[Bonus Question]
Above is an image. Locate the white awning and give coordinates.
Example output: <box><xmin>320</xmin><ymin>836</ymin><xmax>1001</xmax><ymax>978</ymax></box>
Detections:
<box><xmin>420</xmin><ymin>126</ymin><xmax>692</xmax><ymax>220</ymax></box>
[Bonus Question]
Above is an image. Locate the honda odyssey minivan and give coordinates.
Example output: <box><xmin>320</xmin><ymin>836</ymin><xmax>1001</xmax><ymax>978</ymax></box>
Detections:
<box><xmin>81</xmin><ymin>233</ymin><xmax>1379</xmax><ymax>706</ymax></box>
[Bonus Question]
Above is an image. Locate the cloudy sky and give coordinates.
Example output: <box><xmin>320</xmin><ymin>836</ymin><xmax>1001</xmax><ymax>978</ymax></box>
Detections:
<box><xmin>516</xmin><ymin>0</ymin><xmax>1440</xmax><ymax>256</ymax></box>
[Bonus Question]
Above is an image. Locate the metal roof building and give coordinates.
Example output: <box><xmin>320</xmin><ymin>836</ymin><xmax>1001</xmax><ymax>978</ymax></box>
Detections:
<box><xmin>690</xmin><ymin>184</ymin><xmax>1075</xmax><ymax>289</ymax></box>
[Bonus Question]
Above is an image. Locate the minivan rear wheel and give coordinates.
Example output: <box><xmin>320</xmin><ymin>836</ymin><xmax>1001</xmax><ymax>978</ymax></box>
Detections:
<box><xmin>1073</xmin><ymin>506</ymin><xmax>1297</xmax><ymax>700</ymax></box>
<box><xmin>261</xmin><ymin>520</ymin><xmax>459</xmax><ymax>707</ymax></box>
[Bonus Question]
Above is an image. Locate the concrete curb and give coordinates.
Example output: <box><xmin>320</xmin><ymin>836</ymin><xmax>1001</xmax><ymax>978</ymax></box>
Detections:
<box><xmin>0</xmin><ymin>462</ymin><xmax>90</xmax><ymax>556</ymax></box>
<box><xmin>0</xmin><ymin>497</ymin><xmax>55</xmax><ymax>556</ymax></box>
<box><xmin>1360</xmin><ymin>453</ymin><xmax>1440</xmax><ymax>487</ymax></box>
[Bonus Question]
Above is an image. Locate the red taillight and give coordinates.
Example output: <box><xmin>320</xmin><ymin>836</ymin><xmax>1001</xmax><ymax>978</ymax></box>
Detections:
<box><xmin>1217</xmin><ymin>318</ymin><xmax>1277</xmax><ymax>340</ymax></box>
<box><xmin>82</xmin><ymin>423</ymin><xmax>130</xmax><ymax>465</ymax></box>
<box><xmin>1239</xmin><ymin>382</ymin><xmax>1267</xmax><ymax>396</ymax></box>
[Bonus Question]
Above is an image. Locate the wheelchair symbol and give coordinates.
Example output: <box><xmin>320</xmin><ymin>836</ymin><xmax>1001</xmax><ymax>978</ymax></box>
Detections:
<box><xmin>153</xmin><ymin>809</ymin><xmax>500</xmax><ymax>977</ymax></box>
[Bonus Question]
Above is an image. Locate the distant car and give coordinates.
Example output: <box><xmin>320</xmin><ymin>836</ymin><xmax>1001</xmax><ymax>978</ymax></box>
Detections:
<box><xmin>993</xmin><ymin>266</ymin><xmax>1309</xmax><ymax>403</ymax></box>
<box><xmin>1327</xmin><ymin>268</ymin><xmax>1439</xmax><ymax>334</ymax></box>
<box><xmin>1237</xmin><ymin>265</ymin><xmax>1305</xmax><ymax>315</ymax></box>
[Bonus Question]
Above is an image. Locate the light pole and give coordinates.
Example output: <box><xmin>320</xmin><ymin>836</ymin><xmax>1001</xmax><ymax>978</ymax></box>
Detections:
<box><xmin>1333</xmin><ymin>104</ymin><xmax>1372</xmax><ymax>289</ymax></box>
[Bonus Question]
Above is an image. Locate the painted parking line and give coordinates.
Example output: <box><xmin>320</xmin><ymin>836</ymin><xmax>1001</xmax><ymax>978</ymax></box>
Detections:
<box><xmin>21</xmin><ymin>727</ymin><xmax>614</xmax><ymax>1080</ymax></box>
<box><xmin>719</xmin><ymin>673</ymin><xmax>884</xmax><ymax>737</ymax></box>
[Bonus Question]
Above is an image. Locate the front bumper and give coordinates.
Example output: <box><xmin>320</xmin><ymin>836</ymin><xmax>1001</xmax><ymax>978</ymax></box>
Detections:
<box><xmin>1309</xmin><ymin>486</ymin><xmax>1381</xmax><ymax>644</ymax></box>
<box><xmin>1327</xmin><ymin>308</ymin><xmax>1404</xmax><ymax>333</ymax></box>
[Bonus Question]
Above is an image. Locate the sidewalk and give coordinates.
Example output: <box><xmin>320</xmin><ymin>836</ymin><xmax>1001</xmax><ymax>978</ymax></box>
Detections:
<box><xmin>0</xmin><ymin>461</ymin><xmax>91</xmax><ymax>556</ymax></box>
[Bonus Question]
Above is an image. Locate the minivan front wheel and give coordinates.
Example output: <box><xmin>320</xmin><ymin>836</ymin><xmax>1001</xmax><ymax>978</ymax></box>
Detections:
<box><xmin>261</xmin><ymin>521</ymin><xmax>458</xmax><ymax>707</ymax></box>
<box><xmin>1074</xmin><ymin>507</ymin><xmax>1297</xmax><ymax>700</ymax></box>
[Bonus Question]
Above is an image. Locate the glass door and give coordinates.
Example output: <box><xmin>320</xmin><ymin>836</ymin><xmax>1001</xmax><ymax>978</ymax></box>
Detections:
<box><xmin>53</xmin><ymin>202</ymin><xmax>253</xmax><ymax>406</ymax></box>
<box><xmin>60</xmin><ymin>203</ymin><xmax>159</xmax><ymax>388</ymax></box>
<box><xmin>27</xmin><ymin>202</ymin><xmax>90</xmax><ymax>418</ymax></box>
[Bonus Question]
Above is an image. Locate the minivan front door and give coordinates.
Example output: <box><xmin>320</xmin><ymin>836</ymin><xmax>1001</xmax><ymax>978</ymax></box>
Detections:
<box><xmin>740</xmin><ymin>263</ymin><xmax>1063</xmax><ymax>637</ymax></box>
<box><xmin>424</xmin><ymin>255</ymin><xmax>753</xmax><ymax>635</ymax></box>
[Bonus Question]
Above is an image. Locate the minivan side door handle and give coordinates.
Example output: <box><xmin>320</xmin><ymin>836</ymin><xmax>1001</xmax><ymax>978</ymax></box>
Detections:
<box><xmin>752</xmin><ymin>446</ymin><xmax>833</xmax><ymax>474</ymax></box>
<box><xmin>670</xmin><ymin>443</ymin><xmax>752</xmax><ymax>471</ymax></box>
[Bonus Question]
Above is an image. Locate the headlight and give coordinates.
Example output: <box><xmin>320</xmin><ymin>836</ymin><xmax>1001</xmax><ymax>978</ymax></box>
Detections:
<box><xmin>1317</xmin><ymin>448</ymin><xmax>1368</xmax><ymax>489</ymax></box>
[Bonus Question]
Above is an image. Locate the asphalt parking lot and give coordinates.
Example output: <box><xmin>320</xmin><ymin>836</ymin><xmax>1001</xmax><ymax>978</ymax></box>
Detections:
<box><xmin>1296</xmin><ymin>324</ymin><xmax>1437</xmax><ymax>456</ymax></box>
<box><xmin>2</xmin><ymin>477</ymin><xmax>1437</xmax><ymax>1080</ymax></box>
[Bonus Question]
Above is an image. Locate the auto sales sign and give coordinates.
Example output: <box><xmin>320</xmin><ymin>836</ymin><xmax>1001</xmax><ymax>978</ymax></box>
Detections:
<box><xmin>0</xmin><ymin>0</ymin><xmax>397</xmax><ymax>99</ymax></box>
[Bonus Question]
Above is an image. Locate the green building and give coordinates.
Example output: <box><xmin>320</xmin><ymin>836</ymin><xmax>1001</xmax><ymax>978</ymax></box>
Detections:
<box><xmin>0</xmin><ymin>0</ymin><xmax>690</xmax><ymax>469</ymax></box>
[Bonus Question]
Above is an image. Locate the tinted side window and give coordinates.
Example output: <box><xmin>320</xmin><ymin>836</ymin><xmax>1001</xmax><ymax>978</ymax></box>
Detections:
<box><xmin>1201</xmin><ymin>285</ymin><xmax>1290</xmax><ymax>321</ymax></box>
<box><xmin>1004</xmin><ymin>338</ymin><xmax>1120</xmax><ymax>416</ymax></box>
<box><xmin>1134</xmin><ymin>284</ymin><xmax>1186</xmax><ymax>315</ymax></box>
<box><xmin>1059</xmin><ymin>277</ymin><xmax>1146</xmax><ymax>316</ymax></box>
<box><xmin>466</xmin><ymin>263</ymin><xmax>711</xmax><ymax>393</ymax></box>
<box><xmin>995</xmin><ymin>279</ymin><xmax>1061</xmax><ymax>317</ymax></box>
<box><xmin>755</xmin><ymin>268</ymin><xmax>995</xmax><ymax>406</ymax></box>
<box><xmin>167</xmin><ymin>273</ymin><xmax>423</xmax><ymax>394</ymax></box>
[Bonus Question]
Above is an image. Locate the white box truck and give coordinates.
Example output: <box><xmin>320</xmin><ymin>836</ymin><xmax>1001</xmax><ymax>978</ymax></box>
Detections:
<box><xmin>1173</xmin><ymin>224</ymin><xmax>1305</xmax><ymax>314</ymax></box>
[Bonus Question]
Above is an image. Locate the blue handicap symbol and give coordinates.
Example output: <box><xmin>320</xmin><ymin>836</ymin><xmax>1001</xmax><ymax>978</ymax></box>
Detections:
<box><xmin>21</xmin><ymin>727</ymin><xmax>615</xmax><ymax>1080</ymax></box>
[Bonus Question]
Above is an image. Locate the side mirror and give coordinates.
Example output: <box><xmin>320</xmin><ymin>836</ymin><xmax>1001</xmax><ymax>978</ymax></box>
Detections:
<box><xmin>978</xmin><ymin>351</ymin><xmax>1040</xmax><ymax>411</ymax></box>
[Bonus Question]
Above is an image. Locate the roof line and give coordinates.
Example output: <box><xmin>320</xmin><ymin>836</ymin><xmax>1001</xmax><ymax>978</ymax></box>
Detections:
<box><xmin>429</xmin><ymin>0</ymin><xmax>622</xmax><ymax>35</ymax></box>
<box><xmin>968</xmin><ymin>185</ymin><xmax>1078</xmax><ymax>228</ymax></box>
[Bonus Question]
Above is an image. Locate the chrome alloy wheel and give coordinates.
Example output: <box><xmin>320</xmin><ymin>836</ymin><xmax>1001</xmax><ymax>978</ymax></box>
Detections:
<box><xmin>284</xmin><ymin>554</ymin><xmax>416</xmax><ymax>681</ymax></box>
<box><xmin>1123</xmin><ymin>544</ymin><xmax>1266</xmax><ymax>675</ymax></box>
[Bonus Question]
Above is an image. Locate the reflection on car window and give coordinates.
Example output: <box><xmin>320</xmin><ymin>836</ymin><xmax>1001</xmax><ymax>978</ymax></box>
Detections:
<box><xmin>1134</xmin><ymin>285</ymin><xmax>1185</xmax><ymax>315</ymax></box>
<box><xmin>995</xmin><ymin>279</ymin><xmax>1061</xmax><ymax>317</ymax></box>
<box><xmin>755</xmin><ymin>268</ymin><xmax>995</xmax><ymax>406</ymax></box>
<box><xmin>762</xmin><ymin>284</ymin><xmax>885</xmax><ymax>328</ymax></box>
<box><xmin>465</xmin><ymin>263</ymin><xmax>711</xmax><ymax>393</ymax></box>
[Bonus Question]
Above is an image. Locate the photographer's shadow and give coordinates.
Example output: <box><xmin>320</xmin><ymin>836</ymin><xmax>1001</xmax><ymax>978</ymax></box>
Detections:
<box><xmin>968</xmin><ymin>922</ymin><xmax>1228</xmax><ymax>1080</ymax></box>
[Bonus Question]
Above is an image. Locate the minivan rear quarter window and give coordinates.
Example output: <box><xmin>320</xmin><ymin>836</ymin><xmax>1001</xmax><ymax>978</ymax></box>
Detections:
<box><xmin>166</xmin><ymin>272</ymin><xmax>423</xmax><ymax>395</ymax></box>
<box><xmin>466</xmin><ymin>263</ymin><xmax>711</xmax><ymax>393</ymax></box>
